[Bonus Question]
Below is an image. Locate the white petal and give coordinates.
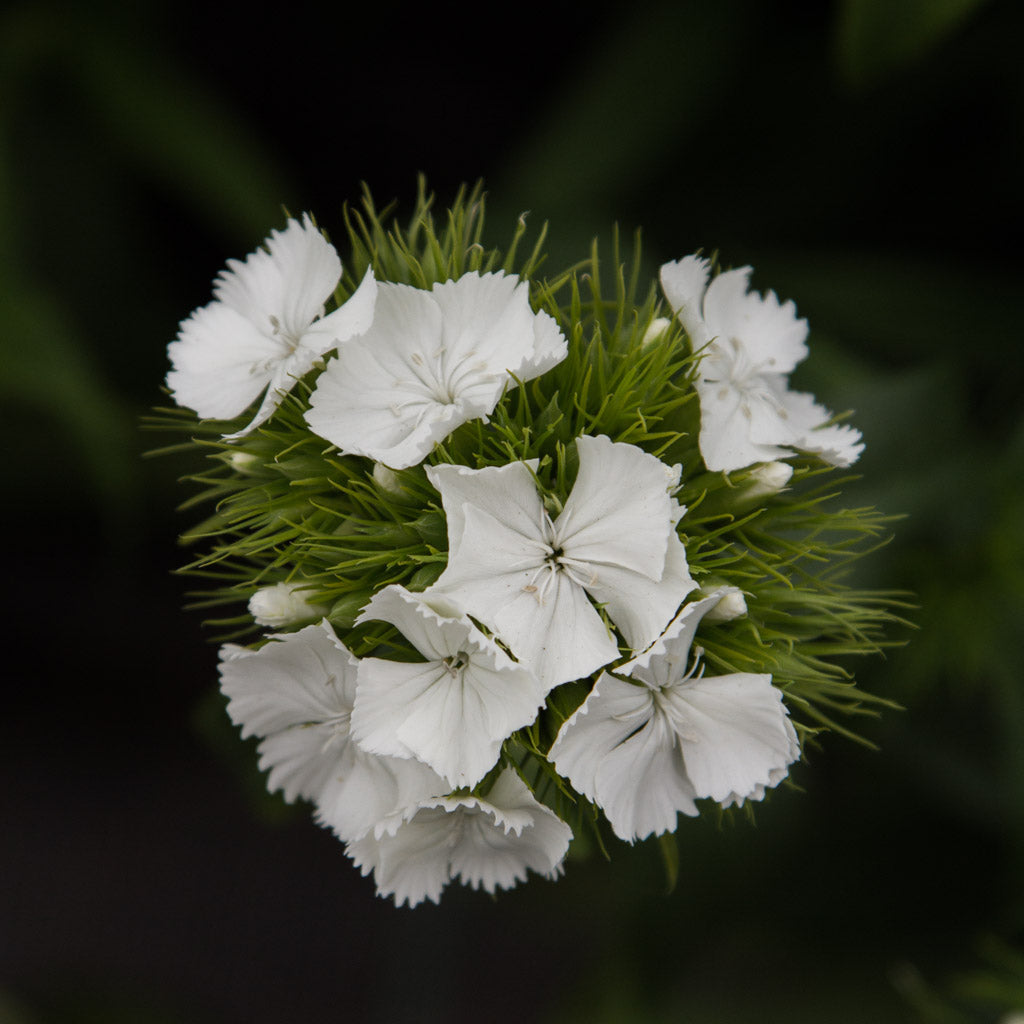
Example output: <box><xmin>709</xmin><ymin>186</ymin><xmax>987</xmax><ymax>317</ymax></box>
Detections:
<box><xmin>301</xmin><ymin>266</ymin><xmax>378</xmax><ymax>355</ymax></box>
<box><xmin>719</xmin><ymin>717</ymin><xmax>800</xmax><ymax>808</ymax></box>
<box><xmin>354</xmin><ymin>653</ymin><xmax>545</xmax><ymax>789</ymax></box>
<box><xmin>351</xmin><ymin>659</ymin><xmax>449</xmax><ymax>761</ymax></box>
<box><xmin>696</xmin><ymin>377</ymin><xmax>789</xmax><ymax>472</ymax></box>
<box><xmin>348</xmin><ymin>769</ymin><xmax>571</xmax><ymax>906</ymax></box>
<box><xmin>659</xmin><ymin>255</ymin><xmax>711</xmax><ymax>347</ymax></box>
<box><xmin>448</xmin><ymin>770</ymin><xmax>572</xmax><ymax>890</ymax></box>
<box><xmin>779</xmin><ymin>389</ymin><xmax>864</xmax><ymax>466</ymax></box>
<box><xmin>429</xmin><ymin>272</ymin><xmax>534</xmax><ymax>375</ymax></box>
<box><xmin>431</xmin><ymin>501</ymin><xmax>548</xmax><ymax>607</ymax></box>
<box><xmin>549</xmin><ymin>674</ymin><xmax>654</xmax><ymax>804</ymax></box>
<box><xmin>257</xmin><ymin>722</ymin><xmax>339</xmax><ymax>804</ymax></box>
<box><xmin>489</xmin><ymin>563</ymin><xmax>620</xmax><ymax>687</ymax></box>
<box><xmin>426</xmin><ymin>459</ymin><xmax>544</xmax><ymax>565</ymax></box>
<box><xmin>218</xmin><ymin>621</ymin><xmax>355</xmax><ymax>739</ymax></box>
<box><xmin>512</xmin><ymin>308</ymin><xmax>569</xmax><ymax>380</ymax></box>
<box><xmin>356</xmin><ymin>584</ymin><xmax>471</xmax><ymax>662</ymax></box>
<box><xmin>583</xmin><ymin>529</ymin><xmax>697</xmax><ymax>654</ymax></box>
<box><xmin>697</xmin><ymin>267</ymin><xmax>753</xmax><ymax>340</ymax></box>
<box><xmin>346</xmin><ymin>804</ymin><xmax>454</xmax><ymax>907</ymax></box>
<box><xmin>743</xmin><ymin>374</ymin><xmax>808</xmax><ymax>448</ymax></box>
<box><xmin>625</xmin><ymin>592</ymin><xmax>728</xmax><ymax>677</ymax></box>
<box><xmin>800</xmin><ymin>422</ymin><xmax>864</xmax><ymax>466</ymax></box>
<box><xmin>666</xmin><ymin>673</ymin><xmax>800</xmax><ymax>804</ymax></box>
<box><xmin>555</xmin><ymin>435</ymin><xmax>674</xmax><ymax>579</ymax></box>
<box><xmin>224</xmin><ymin>345</ymin><xmax>336</xmax><ymax>439</ymax></box>
<box><xmin>703</xmin><ymin>270</ymin><xmax>808</xmax><ymax>376</ymax></box>
<box><xmin>593</xmin><ymin>712</ymin><xmax>699</xmax><ymax>841</ymax></box>
<box><xmin>213</xmin><ymin>214</ymin><xmax>341</xmax><ymax>341</ymax></box>
<box><xmin>550</xmin><ymin>674</ymin><xmax>698</xmax><ymax>841</ymax></box>
<box><xmin>167</xmin><ymin>302</ymin><xmax>282</xmax><ymax>420</ymax></box>
<box><xmin>315</xmin><ymin>746</ymin><xmax>444</xmax><ymax>843</ymax></box>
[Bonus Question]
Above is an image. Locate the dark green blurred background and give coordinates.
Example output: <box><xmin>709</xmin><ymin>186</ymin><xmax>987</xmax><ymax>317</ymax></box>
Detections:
<box><xmin>3</xmin><ymin>1</ymin><xmax>1023</xmax><ymax>1021</ymax></box>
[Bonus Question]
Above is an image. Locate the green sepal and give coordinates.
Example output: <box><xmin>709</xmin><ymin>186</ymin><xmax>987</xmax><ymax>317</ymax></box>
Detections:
<box><xmin>327</xmin><ymin>591</ymin><xmax>374</xmax><ymax>629</ymax></box>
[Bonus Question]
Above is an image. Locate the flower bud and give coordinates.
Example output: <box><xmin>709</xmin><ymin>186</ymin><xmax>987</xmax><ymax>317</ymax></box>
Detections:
<box><xmin>226</xmin><ymin>451</ymin><xmax>262</xmax><ymax>475</ymax></box>
<box><xmin>641</xmin><ymin>316</ymin><xmax>672</xmax><ymax>347</ymax></box>
<box><xmin>744</xmin><ymin>461</ymin><xmax>793</xmax><ymax>501</ymax></box>
<box><xmin>249</xmin><ymin>582</ymin><xmax>327</xmax><ymax>628</ymax></box>
<box><xmin>702</xmin><ymin>586</ymin><xmax>748</xmax><ymax>623</ymax></box>
<box><xmin>373</xmin><ymin>463</ymin><xmax>404</xmax><ymax>496</ymax></box>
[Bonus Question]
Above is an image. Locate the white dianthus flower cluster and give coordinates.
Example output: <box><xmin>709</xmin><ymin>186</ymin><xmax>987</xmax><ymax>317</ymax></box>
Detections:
<box><xmin>160</xmin><ymin>198</ymin><xmax>885</xmax><ymax>907</ymax></box>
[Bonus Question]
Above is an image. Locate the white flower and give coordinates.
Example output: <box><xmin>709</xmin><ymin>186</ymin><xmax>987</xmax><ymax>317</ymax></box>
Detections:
<box><xmin>351</xmin><ymin>586</ymin><xmax>548</xmax><ymax>788</ymax></box>
<box><xmin>304</xmin><ymin>271</ymin><xmax>568</xmax><ymax>469</ymax></box>
<box><xmin>167</xmin><ymin>215</ymin><xmax>377</xmax><ymax>438</ymax></box>
<box><xmin>426</xmin><ymin>434</ymin><xmax>697</xmax><ymax>689</ymax></box>
<box><xmin>659</xmin><ymin>255</ymin><xmax>863</xmax><ymax>472</ymax></box>
<box><xmin>248</xmin><ymin>582</ymin><xmax>327</xmax><ymax>627</ymax></box>
<box><xmin>219</xmin><ymin>621</ymin><xmax>443</xmax><ymax>842</ymax></box>
<box><xmin>347</xmin><ymin>768</ymin><xmax>572</xmax><ymax>907</ymax></box>
<box><xmin>549</xmin><ymin>594</ymin><xmax>800</xmax><ymax>842</ymax></box>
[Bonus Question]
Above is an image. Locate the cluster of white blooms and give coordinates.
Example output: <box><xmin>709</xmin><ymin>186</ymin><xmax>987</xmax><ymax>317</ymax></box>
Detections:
<box><xmin>165</xmin><ymin>212</ymin><xmax>868</xmax><ymax>907</ymax></box>
<box><xmin>659</xmin><ymin>256</ymin><xmax>863</xmax><ymax>472</ymax></box>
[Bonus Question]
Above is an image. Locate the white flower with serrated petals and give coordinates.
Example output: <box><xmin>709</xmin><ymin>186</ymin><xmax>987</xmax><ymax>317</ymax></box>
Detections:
<box><xmin>550</xmin><ymin>594</ymin><xmax>800</xmax><ymax>842</ymax></box>
<box><xmin>351</xmin><ymin>586</ymin><xmax>548</xmax><ymax>788</ymax></box>
<box><xmin>168</xmin><ymin>215</ymin><xmax>377</xmax><ymax>438</ymax></box>
<box><xmin>347</xmin><ymin>768</ymin><xmax>572</xmax><ymax>908</ymax></box>
<box><xmin>219</xmin><ymin>621</ymin><xmax>443</xmax><ymax>842</ymax></box>
<box><xmin>660</xmin><ymin>255</ymin><xmax>863</xmax><ymax>472</ymax></box>
<box><xmin>304</xmin><ymin>271</ymin><xmax>567</xmax><ymax>468</ymax></box>
<box><xmin>426</xmin><ymin>434</ymin><xmax>697</xmax><ymax>689</ymax></box>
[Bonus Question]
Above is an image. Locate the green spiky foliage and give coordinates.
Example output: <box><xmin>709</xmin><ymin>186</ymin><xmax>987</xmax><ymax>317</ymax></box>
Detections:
<box><xmin>147</xmin><ymin>179</ymin><xmax>909</xmax><ymax>862</ymax></box>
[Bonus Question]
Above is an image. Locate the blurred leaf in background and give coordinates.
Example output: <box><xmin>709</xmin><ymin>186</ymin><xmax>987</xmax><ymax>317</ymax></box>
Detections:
<box><xmin>0</xmin><ymin>1</ymin><xmax>292</xmax><ymax>544</ymax></box>
<box><xmin>835</xmin><ymin>0</ymin><xmax>996</xmax><ymax>90</ymax></box>
<box><xmin>896</xmin><ymin>937</ymin><xmax>1024</xmax><ymax>1023</ymax></box>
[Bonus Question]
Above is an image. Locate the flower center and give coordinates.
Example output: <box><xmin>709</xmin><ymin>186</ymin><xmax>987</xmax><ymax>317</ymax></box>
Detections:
<box><xmin>704</xmin><ymin>336</ymin><xmax>778</xmax><ymax>389</ymax></box>
<box><xmin>319</xmin><ymin>709</ymin><xmax>352</xmax><ymax>753</ymax></box>
<box><xmin>520</xmin><ymin>506</ymin><xmax>601</xmax><ymax>604</ymax></box>
<box><xmin>268</xmin><ymin>314</ymin><xmax>303</xmax><ymax>354</ymax></box>
<box><xmin>702</xmin><ymin>337</ymin><xmax>790</xmax><ymax>422</ymax></box>
<box><xmin>407</xmin><ymin>349</ymin><xmax>458</xmax><ymax>404</ymax></box>
<box><xmin>402</xmin><ymin>339</ymin><xmax>498</xmax><ymax>408</ymax></box>
<box><xmin>442</xmin><ymin>652</ymin><xmax>469</xmax><ymax>677</ymax></box>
